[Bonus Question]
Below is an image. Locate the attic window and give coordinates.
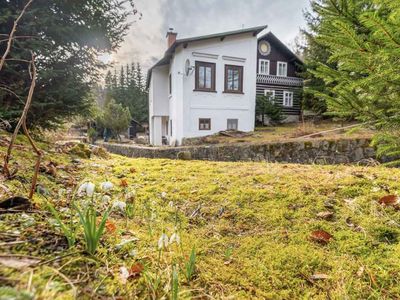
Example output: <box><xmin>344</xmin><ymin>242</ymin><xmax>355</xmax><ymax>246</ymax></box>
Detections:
<box><xmin>277</xmin><ymin>61</ymin><xmax>288</xmax><ymax>77</ymax></box>
<box><xmin>258</xmin><ymin>41</ymin><xmax>271</xmax><ymax>56</ymax></box>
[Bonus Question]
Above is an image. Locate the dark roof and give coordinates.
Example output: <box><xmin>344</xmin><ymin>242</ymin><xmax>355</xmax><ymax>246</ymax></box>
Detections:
<box><xmin>147</xmin><ymin>25</ymin><xmax>268</xmax><ymax>88</ymax></box>
<box><xmin>258</xmin><ymin>31</ymin><xmax>304</xmax><ymax>64</ymax></box>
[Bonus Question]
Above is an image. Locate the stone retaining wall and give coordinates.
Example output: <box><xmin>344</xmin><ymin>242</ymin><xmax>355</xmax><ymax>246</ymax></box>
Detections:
<box><xmin>99</xmin><ymin>138</ymin><xmax>379</xmax><ymax>164</ymax></box>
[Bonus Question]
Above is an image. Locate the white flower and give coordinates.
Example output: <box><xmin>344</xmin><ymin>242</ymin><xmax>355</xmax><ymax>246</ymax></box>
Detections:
<box><xmin>112</xmin><ymin>201</ymin><xmax>126</xmax><ymax>211</ymax></box>
<box><xmin>100</xmin><ymin>181</ymin><xmax>113</xmax><ymax>191</ymax></box>
<box><xmin>161</xmin><ymin>192</ymin><xmax>167</xmax><ymax>199</ymax></box>
<box><xmin>158</xmin><ymin>233</ymin><xmax>169</xmax><ymax>250</ymax></box>
<box><xmin>119</xmin><ymin>266</ymin><xmax>130</xmax><ymax>284</ymax></box>
<box><xmin>168</xmin><ymin>201</ymin><xmax>174</xmax><ymax>208</ymax></box>
<box><xmin>77</xmin><ymin>182</ymin><xmax>95</xmax><ymax>197</ymax></box>
<box><xmin>86</xmin><ymin>182</ymin><xmax>95</xmax><ymax>196</ymax></box>
<box><xmin>169</xmin><ymin>232</ymin><xmax>180</xmax><ymax>245</ymax></box>
<box><xmin>102</xmin><ymin>195</ymin><xmax>111</xmax><ymax>202</ymax></box>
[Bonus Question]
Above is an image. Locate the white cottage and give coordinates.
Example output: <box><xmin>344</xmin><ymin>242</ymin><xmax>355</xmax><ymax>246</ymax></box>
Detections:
<box><xmin>147</xmin><ymin>25</ymin><xmax>267</xmax><ymax>146</ymax></box>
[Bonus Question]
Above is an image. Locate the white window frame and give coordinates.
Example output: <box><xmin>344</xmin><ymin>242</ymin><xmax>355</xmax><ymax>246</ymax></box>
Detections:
<box><xmin>283</xmin><ymin>91</ymin><xmax>294</xmax><ymax>107</ymax></box>
<box><xmin>258</xmin><ymin>59</ymin><xmax>270</xmax><ymax>75</ymax></box>
<box><xmin>264</xmin><ymin>89</ymin><xmax>275</xmax><ymax>98</ymax></box>
<box><xmin>227</xmin><ymin>119</ymin><xmax>238</xmax><ymax>130</ymax></box>
<box><xmin>277</xmin><ymin>61</ymin><xmax>288</xmax><ymax>77</ymax></box>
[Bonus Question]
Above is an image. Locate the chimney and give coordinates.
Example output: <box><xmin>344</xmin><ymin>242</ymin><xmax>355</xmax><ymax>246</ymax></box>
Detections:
<box><xmin>166</xmin><ymin>28</ymin><xmax>177</xmax><ymax>48</ymax></box>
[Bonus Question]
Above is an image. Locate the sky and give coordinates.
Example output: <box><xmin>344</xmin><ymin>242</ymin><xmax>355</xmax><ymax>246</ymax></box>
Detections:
<box><xmin>109</xmin><ymin>0</ymin><xmax>311</xmax><ymax>72</ymax></box>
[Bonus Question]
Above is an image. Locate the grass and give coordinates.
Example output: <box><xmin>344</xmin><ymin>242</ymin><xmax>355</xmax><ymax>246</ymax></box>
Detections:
<box><xmin>183</xmin><ymin>120</ymin><xmax>375</xmax><ymax>146</ymax></box>
<box><xmin>1</xmin><ymin>132</ymin><xmax>400</xmax><ymax>299</ymax></box>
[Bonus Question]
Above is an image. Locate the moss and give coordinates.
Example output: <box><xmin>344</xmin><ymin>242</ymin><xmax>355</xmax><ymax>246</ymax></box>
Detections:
<box><xmin>69</xmin><ymin>143</ymin><xmax>91</xmax><ymax>158</ymax></box>
<box><xmin>2</xmin><ymin>133</ymin><xmax>400</xmax><ymax>298</ymax></box>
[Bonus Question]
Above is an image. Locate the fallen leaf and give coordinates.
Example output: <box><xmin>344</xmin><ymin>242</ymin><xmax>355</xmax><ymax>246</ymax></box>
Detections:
<box><xmin>0</xmin><ymin>256</ymin><xmax>40</xmax><ymax>269</ymax></box>
<box><xmin>310</xmin><ymin>230</ymin><xmax>333</xmax><ymax>245</ymax></box>
<box><xmin>120</xmin><ymin>179</ymin><xmax>128</xmax><ymax>188</ymax></box>
<box><xmin>357</xmin><ymin>266</ymin><xmax>365</xmax><ymax>277</ymax></box>
<box><xmin>129</xmin><ymin>167</ymin><xmax>136</xmax><ymax>173</ymax></box>
<box><xmin>129</xmin><ymin>262</ymin><xmax>144</xmax><ymax>278</ymax></box>
<box><xmin>378</xmin><ymin>195</ymin><xmax>399</xmax><ymax>206</ymax></box>
<box><xmin>105</xmin><ymin>220</ymin><xmax>117</xmax><ymax>233</ymax></box>
<box><xmin>310</xmin><ymin>273</ymin><xmax>330</xmax><ymax>280</ymax></box>
<box><xmin>317</xmin><ymin>211</ymin><xmax>334</xmax><ymax>220</ymax></box>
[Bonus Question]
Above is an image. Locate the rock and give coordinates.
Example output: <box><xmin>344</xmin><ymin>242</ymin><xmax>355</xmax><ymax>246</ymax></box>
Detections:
<box><xmin>177</xmin><ymin>151</ymin><xmax>192</xmax><ymax>160</ymax></box>
<box><xmin>317</xmin><ymin>211</ymin><xmax>335</xmax><ymax>221</ymax></box>
<box><xmin>91</xmin><ymin>146</ymin><xmax>109</xmax><ymax>158</ymax></box>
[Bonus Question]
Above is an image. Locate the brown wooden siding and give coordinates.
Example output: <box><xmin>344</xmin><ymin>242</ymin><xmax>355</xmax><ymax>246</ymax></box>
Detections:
<box><xmin>257</xmin><ymin>37</ymin><xmax>301</xmax><ymax>77</ymax></box>
<box><xmin>256</xmin><ymin>83</ymin><xmax>302</xmax><ymax>116</ymax></box>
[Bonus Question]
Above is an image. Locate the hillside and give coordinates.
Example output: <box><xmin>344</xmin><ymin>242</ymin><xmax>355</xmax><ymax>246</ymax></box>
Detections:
<box><xmin>1</xmin><ymin>134</ymin><xmax>400</xmax><ymax>299</ymax></box>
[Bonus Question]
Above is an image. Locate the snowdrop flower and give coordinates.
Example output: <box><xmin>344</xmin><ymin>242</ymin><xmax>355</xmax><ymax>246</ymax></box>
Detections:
<box><xmin>102</xmin><ymin>195</ymin><xmax>111</xmax><ymax>202</ymax></box>
<box><xmin>161</xmin><ymin>192</ymin><xmax>167</xmax><ymax>199</ymax></box>
<box><xmin>169</xmin><ymin>232</ymin><xmax>180</xmax><ymax>245</ymax></box>
<box><xmin>100</xmin><ymin>181</ymin><xmax>113</xmax><ymax>191</ymax></box>
<box><xmin>119</xmin><ymin>266</ymin><xmax>130</xmax><ymax>284</ymax></box>
<box><xmin>158</xmin><ymin>233</ymin><xmax>169</xmax><ymax>250</ymax></box>
<box><xmin>77</xmin><ymin>182</ymin><xmax>95</xmax><ymax>197</ymax></box>
<box><xmin>112</xmin><ymin>201</ymin><xmax>126</xmax><ymax>211</ymax></box>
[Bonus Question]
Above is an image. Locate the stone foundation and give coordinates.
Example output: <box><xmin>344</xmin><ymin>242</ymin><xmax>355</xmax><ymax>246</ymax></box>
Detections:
<box><xmin>98</xmin><ymin>138</ymin><xmax>383</xmax><ymax>165</ymax></box>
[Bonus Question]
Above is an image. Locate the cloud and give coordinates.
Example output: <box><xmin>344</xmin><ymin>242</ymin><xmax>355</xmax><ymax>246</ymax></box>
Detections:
<box><xmin>112</xmin><ymin>0</ymin><xmax>310</xmax><ymax>71</ymax></box>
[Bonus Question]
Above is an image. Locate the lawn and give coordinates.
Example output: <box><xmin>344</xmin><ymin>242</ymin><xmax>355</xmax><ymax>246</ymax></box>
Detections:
<box><xmin>1</xmin><ymin>133</ymin><xmax>400</xmax><ymax>299</ymax></box>
<box><xmin>183</xmin><ymin>121</ymin><xmax>375</xmax><ymax>146</ymax></box>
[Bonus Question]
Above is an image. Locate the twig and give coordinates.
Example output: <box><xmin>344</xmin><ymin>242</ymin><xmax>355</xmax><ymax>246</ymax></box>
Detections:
<box><xmin>297</xmin><ymin>122</ymin><xmax>370</xmax><ymax>139</ymax></box>
<box><xmin>0</xmin><ymin>0</ymin><xmax>34</xmax><ymax>72</ymax></box>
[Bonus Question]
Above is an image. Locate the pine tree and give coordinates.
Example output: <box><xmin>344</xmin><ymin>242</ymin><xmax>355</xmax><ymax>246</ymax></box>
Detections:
<box><xmin>308</xmin><ymin>0</ymin><xmax>400</xmax><ymax>164</ymax></box>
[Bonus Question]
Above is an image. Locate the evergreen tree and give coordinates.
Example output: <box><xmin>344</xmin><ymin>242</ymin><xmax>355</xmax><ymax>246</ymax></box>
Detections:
<box><xmin>0</xmin><ymin>0</ymin><xmax>137</xmax><ymax>129</ymax></box>
<box><xmin>307</xmin><ymin>0</ymin><xmax>400</xmax><ymax>163</ymax></box>
<box><xmin>102</xmin><ymin>62</ymin><xmax>148</xmax><ymax>124</ymax></box>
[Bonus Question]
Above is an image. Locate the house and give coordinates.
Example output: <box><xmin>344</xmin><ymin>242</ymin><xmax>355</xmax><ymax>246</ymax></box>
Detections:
<box><xmin>256</xmin><ymin>32</ymin><xmax>304</xmax><ymax>123</ymax></box>
<box><xmin>147</xmin><ymin>25</ymin><xmax>267</xmax><ymax>146</ymax></box>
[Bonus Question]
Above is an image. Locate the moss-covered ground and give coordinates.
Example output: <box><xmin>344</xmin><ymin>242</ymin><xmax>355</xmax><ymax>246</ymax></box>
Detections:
<box><xmin>1</xmin><ymin>133</ymin><xmax>400</xmax><ymax>299</ymax></box>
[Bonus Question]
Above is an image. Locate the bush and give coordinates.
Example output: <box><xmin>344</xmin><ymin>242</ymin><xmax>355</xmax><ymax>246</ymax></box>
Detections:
<box><xmin>256</xmin><ymin>95</ymin><xmax>283</xmax><ymax>125</ymax></box>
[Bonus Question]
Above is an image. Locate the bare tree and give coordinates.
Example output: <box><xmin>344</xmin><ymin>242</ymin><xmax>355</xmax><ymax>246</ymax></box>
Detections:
<box><xmin>1</xmin><ymin>0</ymin><xmax>41</xmax><ymax>199</ymax></box>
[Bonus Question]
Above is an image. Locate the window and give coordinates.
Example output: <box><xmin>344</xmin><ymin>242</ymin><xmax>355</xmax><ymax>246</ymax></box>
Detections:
<box><xmin>283</xmin><ymin>91</ymin><xmax>293</xmax><ymax>107</ymax></box>
<box><xmin>264</xmin><ymin>89</ymin><xmax>275</xmax><ymax>100</ymax></box>
<box><xmin>224</xmin><ymin>65</ymin><xmax>243</xmax><ymax>93</ymax></box>
<box><xmin>227</xmin><ymin>119</ymin><xmax>238</xmax><ymax>130</ymax></box>
<box><xmin>199</xmin><ymin>118</ymin><xmax>211</xmax><ymax>130</ymax></box>
<box><xmin>169</xmin><ymin>74</ymin><xmax>172</xmax><ymax>95</ymax></box>
<box><xmin>258</xmin><ymin>41</ymin><xmax>271</xmax><ymax>56</ymax></box>
<box><xmin>277</xmin><ymin>62</ymin><xmax>288</xmax><ymax>77</ymax></box>
<box><xmin>258</xmin><ymin>59</ymin><xmax>270</xmax><ymax>75</ymax></box>
<box><xmin>195</xmin><ymin>61</ymin><xmax>216</xmax><ymax>92</ymax></box>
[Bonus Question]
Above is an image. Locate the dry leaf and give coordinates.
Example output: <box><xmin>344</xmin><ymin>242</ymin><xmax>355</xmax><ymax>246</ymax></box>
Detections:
<box><xmin>129</xmin><ymin>262</ymin><xmax>144</xmax><ymax>278</ymax></box>
<box><xmin>378</xmin><ymin>195</ymin><xmax>399</xmax><ymax>206</ymax></box>
<box><xmin>129</xmin><ymin>167</ymin><xmax>136</xmax><ymax>174</ymax></box>
<box><xmin>0</xmin><ymin>256</ymin><xmax>40</xmax><ymax>269</ymax></box>
<box><xmin>105</xmin><ymin>220</ymin><xmax>117</xmax><ymax>233</ymax></box>
<box><xmin>357</xmin><ymin>266</ymin><xmax>365</xmax><ymax>277</ymax></box>
<box><xmin>310</xmin><ymin>230</ymin><xmax>333</xmax><ymax>245</ymax></box>
<box><xmin>310</xmin><ymin>273</ymin><xmax>330</xmax><ymax>280</ymax></box>
<box><xmin>317</xmin><ymin>211</ymin><xmax>334</xmax><ymax>220</ymax></box>
<box><xmin>120</xmin><ymin>179</ymin><xmax>128</xmax><ymax>188</ymax></box>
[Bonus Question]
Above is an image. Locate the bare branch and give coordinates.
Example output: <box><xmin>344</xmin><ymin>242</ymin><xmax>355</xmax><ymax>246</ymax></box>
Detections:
<box><xmin>0</xmin><ymin>0</ymin><xmax>34</xmax><ymax>72</ymax></box>
<box><xmin>3</xmin><ymin>52</ymin><xmax>42</xmax><ymax>199</ymax></box>
<box><xmin>0</xmin><ymin>35</ymin><xmax>37</xmax><ymax>43</ymax></box>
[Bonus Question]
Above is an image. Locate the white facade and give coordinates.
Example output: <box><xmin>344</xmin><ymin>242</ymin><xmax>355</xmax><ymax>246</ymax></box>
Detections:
<box><xmin>149</xmin><ymin>28</ymin><xmax>262</xmax><ymax>146</ymax></box>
